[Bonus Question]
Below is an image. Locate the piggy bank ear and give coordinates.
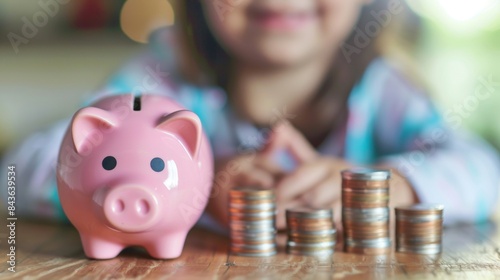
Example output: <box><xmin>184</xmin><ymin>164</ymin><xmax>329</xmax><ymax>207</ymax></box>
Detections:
<box><xmin>71</xmin><ymin>107</ymin><xmax>118</xmax><ymax>154</ymax></box>
<box><xmin>156</xmin><ymin>110</ymin><xmax>202</xmax><ymax>159</ymax></box>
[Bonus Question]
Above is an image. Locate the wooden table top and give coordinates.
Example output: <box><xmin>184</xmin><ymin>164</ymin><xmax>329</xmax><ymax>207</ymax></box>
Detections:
<box><xmin>1</xmin><ymin>220</ymin><xmax>500</xmax><ymax>279</ymax></box>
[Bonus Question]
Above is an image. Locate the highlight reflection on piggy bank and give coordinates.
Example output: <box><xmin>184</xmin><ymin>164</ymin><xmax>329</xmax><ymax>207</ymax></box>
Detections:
<box><xmin>57</xmin><ymin>94</ymin><xmax>213</xmax><ymax>259</ymax></box>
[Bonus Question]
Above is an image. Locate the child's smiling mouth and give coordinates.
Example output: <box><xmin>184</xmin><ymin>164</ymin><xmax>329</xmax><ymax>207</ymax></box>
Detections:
<box><xmin>248</xmin><ymin>5</ymin><xmax>319</xmax><ymax>32</ymax></box>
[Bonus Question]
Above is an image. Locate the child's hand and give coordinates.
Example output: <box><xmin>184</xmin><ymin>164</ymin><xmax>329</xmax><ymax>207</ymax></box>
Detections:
<box><xmin>207</xmin><ymin>151</ymin><xmax>285</xmax><ymax>227</ymax></box>
<box><xmin>264</xmin><ymin>123</ymin><xmax>418</xmax><ymax>230</ymax></box>
<box><xmin>262</xmin><ymin>123</ymin><xmax>351</xmax><ymax>229</ymax></box>
<box><xmin>274</xmin><ymin>156</ymin><xmax>351</xmax><ymax>229</ymax></box>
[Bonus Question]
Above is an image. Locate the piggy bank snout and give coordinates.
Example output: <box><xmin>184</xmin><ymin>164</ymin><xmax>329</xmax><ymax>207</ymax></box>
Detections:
<box><xmin>102</xmin><ymin>185</ymin><xmax>160</xmax><ymax>233</ymax></box>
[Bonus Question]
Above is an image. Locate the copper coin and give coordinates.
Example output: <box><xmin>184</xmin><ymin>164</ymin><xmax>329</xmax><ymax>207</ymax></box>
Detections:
<box><xmin>229</xmin><ymin>210</ymin><xmax>277</xmax><ymax>217</ymax></box>
<box><xmin>395</xmin><ymin>204</ymin><xmax>444</xmax><ymax>216</ymax></box>
<box><xmin>288</xmin><ymin>237</ymin><xmax>337</xmax><ymax>244</ymax></box>
<box><xmin>342</xmin><ymin>194</ymin><xmax>390</xmax><ymax>202</ymax></box>
<box><xmin>396</xmin><ymin>239</ymin><xmax>442</xmax><ymax>246</ymax></box>
<box><xmin>229</xmin><ymin>224</ymin><xmax>276</xmax><ymax>233</ymax></box>
<box><xmin>343</xmin><ymin>230</ymin><xmax>389</xmax><ymax>237</ymax></box>
<box><xmin>345</xmin><ymin>237</ymin><xmax>391</xmax><ymax>246</ymax></box>
<box><xmin>288</xmin><ymin>240</ymin><xmax>336</xmax><ymax>248</ymax></box>
<box><xmin>230</xmin><ymin>202</ymin><xmax>275</xmax><ymax>209</ymax></box>
<box><xmin>342</xmin><ymin>187</ymin><xmax>389</xmax><ymax>194</ymax></box>
<box><xmin>230</xmin><ymin>219</ymin><xmax>275</xmax><ymax>226</ymax></box>
<box><xmin>231</xmin><ymin>231</ymin><xmax>276</xmax><ymax>239</ymax></box>
<box><xmin>287</xmin><ymin>221</ymin><xmax>334</xmax><ymax>230</ymax></box>
<box><xmin>288</xmin><ymin>228</ymin><xmax>336</xmax><ymax>235</ymax></box>
<box><xmin>342</xmin><ymin>201</ymin><xmax>389</xmax><ymax>208</ymax></box>
<box><xmin>286</xmin><ymin>208</ymin><xmax>333</xmax><ymax>219</ymax></box>
<box><xmin>344</xmin><ymin>228</ymin><xmax>390</xmax><ymax>234</ymax></box>
<box><xmin>342</xmin><ymin>183</ymin><xmax>389</xmax><ymax>190</ymax></box>
<box><xmin>343</xmin><ymin>219</ymin><xmax>389</xmax><ymax>227</ymax></box>
<box><xmin>288</xmin><ymin>233</ymin><xmax>337</xmax><ymax>240</ymax></box>
<box><xmin>396</xmin><ymin>219</ymin><xmax>442</xmax><ymax>226</ymax></box>
<box><xmin>396</xmin><ymin>229</ymin><xmax>443</xmax><ymax>236</ymax></box>
<box><xmin>343</xmin><ymin>215</ymin><xmax>389</xmax><ymax>223</ymax></box>
<box><xmin>396</xmin><ymin>235</ymin><xmax>442</xmax><ymax>243</ymax></box>
<box><xmin>343</xmin><ymin>207</ymin><xmax>390</xmax><ymax>215</ymax></box>
<box><xmin>396</xmin><ymin>226</ymin><xmax>443</xmax><ymax>233</ymax></box>
<box><xmin>286</xmin><ymin>217</ymin><xmax>334</xmax><ymax>224</ymax></box>
<box><xmin>343</xmin><ymin>223</ymin><xmax>390</xmax><ymax>229</ymax></box>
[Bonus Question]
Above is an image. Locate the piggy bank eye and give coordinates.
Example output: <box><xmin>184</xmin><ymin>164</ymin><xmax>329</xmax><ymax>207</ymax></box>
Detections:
<box><xmin>150</xmin><ymin>157</ymin><xmax>165</xmax><ymax>172</ymax></box>
<box><xmin>102</xmin><ymin>156</ymin><xmax>117</xmax><ymax>171</ymax></box>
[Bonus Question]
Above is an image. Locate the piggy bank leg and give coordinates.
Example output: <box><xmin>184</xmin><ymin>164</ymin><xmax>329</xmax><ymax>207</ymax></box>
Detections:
<box><xmin>80</xmin><ymin>234</ymin><xmax>124</xmax><ymax>259</ymax></box>
<box><xmin>144</xmin><ymin>232</ymin><xmax>188</xmax><ymax>259</ymax></box>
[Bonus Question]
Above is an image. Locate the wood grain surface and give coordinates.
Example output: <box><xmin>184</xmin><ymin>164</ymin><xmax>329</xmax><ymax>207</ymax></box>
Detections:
<box><xmin>1</xmin><ymin>220</ymin><xmax>500</xmax><ymax>279</ymax></box>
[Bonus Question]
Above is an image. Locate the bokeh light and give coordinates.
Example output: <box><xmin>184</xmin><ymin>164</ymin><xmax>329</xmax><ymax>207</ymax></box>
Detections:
<box><xmin>120</xmin><ymin>0</ymin><xmax>174</xmax><ymax>44</ymax></box>
<box><xmin>407</xmin><ymin>0</ymin><xmax>500</xmax><ymax>34</ymax></box>
<box><xmin>438</xmin><ymin>0</ymin><xmax>495</xmax><ymax>21</ymax></box>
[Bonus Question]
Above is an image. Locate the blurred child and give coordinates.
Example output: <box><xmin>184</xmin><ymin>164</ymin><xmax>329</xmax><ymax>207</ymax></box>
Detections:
<box><xmin>2</xmin><ymin>0</ymin><xmax>500</xmax><ymax>229</ymax></box>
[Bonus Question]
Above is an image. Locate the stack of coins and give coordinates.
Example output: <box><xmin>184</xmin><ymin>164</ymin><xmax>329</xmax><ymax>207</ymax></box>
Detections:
<box><xmin>341</xmin><ymin>169</ymin><xmax>392</xmax><ymax>254</ymax></box>
<box><xmin>286</xmin><ymin>208</ymin><xmax>337</xmax><ymax>256</ymax></box>
<box><xmin>395</xmin><ymin>204</ymin><xmax>444</xmax><ymax>255</ymax></box>
<box><xmin>229</xmin><ymin>188</ymin><xmax>277</xmax><ymax>257</ymax></box>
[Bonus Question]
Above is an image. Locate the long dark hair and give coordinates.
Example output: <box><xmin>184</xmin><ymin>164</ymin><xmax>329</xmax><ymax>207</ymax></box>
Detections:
<box><xmin>174</xmin><ymin>0</ymin><xmax>416</xmax><ymax>125</ymax></box>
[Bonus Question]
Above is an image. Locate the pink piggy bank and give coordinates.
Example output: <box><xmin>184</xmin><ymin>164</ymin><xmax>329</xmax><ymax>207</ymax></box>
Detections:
<box><xmin>57</xmin><ymin>94</ymin><xmax>213</xmax><ymax>259</ymax></box>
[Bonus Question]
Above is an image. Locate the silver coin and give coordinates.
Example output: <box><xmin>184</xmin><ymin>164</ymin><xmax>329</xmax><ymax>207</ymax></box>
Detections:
<box><xmin>231</xmin><ymin>233</ymin><xmax>276</xmax><ymax>241</ymax></box>
<box><xmin>229</xmin><ymin>202</ymin><xmax>276</xmax><ymax>210</ymax></box>
<box><xmin>342</xmin><ymin>188</ymin><xmax>389</xmax><ymax>194</ymax></box>
<box><xmin>345</xmin><ymin>238</ymin><xmax>391</xmax><ymax>248</ymax></box>
<box><xmin>397</xmin><ymin>244</ymin><xmax>442</xmax><ymax>255</ymax></box>
<box><xmin>288</xmin><ymin>228</ymin><xmax>337</xmax><ymax>236</ymax></box>
<box><xmin>396</xmin><ymin>214</ymin><xmax>443</xmax><ymax>223</ymax></box>
<box><xmin>343</xmin><ymin>214</ymin><xmax>389</xmax><ymax>223</ymax></box>
<box><xmin>229</xmin><ymin>220</ymin><xmax>276</xmax><ymax>227</ymax></box>
<box><xmin>286</xmin><ymin>208</ymin><xmax>333</xmax><ymax>219</ymax></box>
<box><xmin>395</xmin><ymin>204</ymin><xmax>444</xmax><ymax>212</ymax></box>
<box><xmin>229</xmin><ymin>210</ymin><xmax>277</xmax><ymax>218</ymax></box>
<box><xmin>230</xmin><ymin>219</ymin><xmax>275</xmax><ymax>225</ymax></box>
<box><xmin>341</xmin><ymin>168</ymin><xmax>391</xmax><ymax>181</ymax></box>
<box><xmin>343</xmin><ymin>207</ymin><xmax>390</xmax><ymax>215</ymax></box>
<box><xmin>287</xmin><ymin>241</ymin><xmax>336</xmax><ymax>248</ymax></box>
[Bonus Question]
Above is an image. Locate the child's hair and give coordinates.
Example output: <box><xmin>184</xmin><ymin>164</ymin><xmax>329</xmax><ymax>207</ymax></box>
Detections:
<box><xmin>174</xmin><ymin>0</ymin><xmax>418</xmax><ymax>123</ymax></box>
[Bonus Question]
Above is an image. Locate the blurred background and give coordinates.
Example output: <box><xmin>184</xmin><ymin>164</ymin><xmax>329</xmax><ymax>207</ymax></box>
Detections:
<box><xmin>0</xmin><ymin>0</ymin><xmax>499</xmax><ymax>156</ymax></box>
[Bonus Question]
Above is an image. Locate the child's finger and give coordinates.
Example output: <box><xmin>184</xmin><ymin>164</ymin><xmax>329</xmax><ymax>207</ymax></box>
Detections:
<box><xmin>237</xmin><ymin>166</ymin><xmax>275</xmax><ymax>188</ymax></box>
<box><xmin>275</xmin><ymin>160</ymin><xmax>330</xmax><ymax>203</ymax></box>
<box><xmin>298</xmin><ymin>172</ymin><xmax>341</xmax><ymax>207</ymax></box>
<box><xmin>254</xmin><ymin>155</ymin><xmax>286</xmax><ymax>177</ymax></box>
<box><xmin>263</xmin><ymin>122</ymin><xmax>317</xmax><ymax>165</ymax></box>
